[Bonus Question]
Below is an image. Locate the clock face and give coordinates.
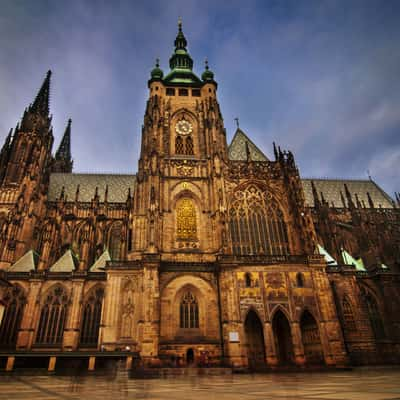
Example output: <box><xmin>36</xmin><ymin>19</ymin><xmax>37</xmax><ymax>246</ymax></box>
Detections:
<box><xmin>175</xmin><ymin>119</ymin><xmax>193</xmax><ymax>135</ymax></box>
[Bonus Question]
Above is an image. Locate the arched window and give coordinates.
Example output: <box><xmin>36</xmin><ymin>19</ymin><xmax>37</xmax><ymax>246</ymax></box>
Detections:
<box><xmin>176</xmin><ymin>198</ymin><xmax>197</xmax><ymax>241</ymax></box>
<box><xmin>296</xmin><ymin>273</ymin><xmax>304</xmax><ymax>287</ymax></box>
<box><xmin>245</xmin><ymin>273</ymin><xmax>252</xmax><ymax>288</ymax></box>
<box><xmin>35</xmin><ymin>286</ymin><xmax>69</xmax><ymax>345</ymax></box>
<box><xmin>175</xmin><ymin>136</ymin><xmax>184</xmax><ymax>154</ymax></box>
<box><xmin>109</xmin><ymin>224</ymin><xmax>122</xmax><ymax>260</ymax></box>
<box><xmin>79</xmin><ymin>287</ymin><xmax>104</xmax><ymax>347</ymax></box>
<box><xmin>229</xmin><ymin>185</ymin><xmax>289</xmax><ymax>255</ymax></box>
<box><xmin>365</xmin><ymin>292</ymin><xmax>385</xmax><ymax>340</ymax></box>
<box><xmin>185</xmin><ymin>136</ymin><xmax>194</xmax><ymax>155</ymax></box>
<box><xmin>342</xmin><ymin>297</ymin><xmax>356</xmax><ymax>331</ymax></box>
<box><xmin>180</xmin><ymin>292</ymin><xmax>199</xmax><ymax>328</ymax></box>
<box><xmin>0</xmin><ymin>285</ymin><xmax>26</xmax><ymax>349</ymax></box>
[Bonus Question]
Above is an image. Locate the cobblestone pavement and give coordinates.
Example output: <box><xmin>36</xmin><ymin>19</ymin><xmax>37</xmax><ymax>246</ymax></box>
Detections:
<box><xmin>0</xmin><ymin>368</ymin><xmax>400</xmax><ymax>399</ymax></box>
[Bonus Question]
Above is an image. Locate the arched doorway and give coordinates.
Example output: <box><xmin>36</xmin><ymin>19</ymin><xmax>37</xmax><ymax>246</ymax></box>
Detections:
<box><xmin>186</xmin><ymin>348</ymin><xmax>195</xmax><ymax>365</ymax></box>
<box><xmin>300</xmin><ymin>311</ymin><xmax>324</xmax><ymax>365</ymax></box>
<box><xmin>244</xmin><ymin>310</ymin><xmax>266</xmax><ymax>369</ymax></box>
<box><xmin>272</xmin><ymin>310</ymin><xmax>294</xmax><ymax>365</ymax></box>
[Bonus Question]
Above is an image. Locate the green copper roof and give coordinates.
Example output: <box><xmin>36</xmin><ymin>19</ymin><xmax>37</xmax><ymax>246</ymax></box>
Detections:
<box><xmin>317</xmin><ymin>244</ymin><xmax>338</xmax><ymax>265</ymax></box>
<box><xmin>163</xmin><ymin>20</ymin><xmax>202</xmax><ymax>85</ymax></box>
<box><xmin>341</xmin><ymin>249</ymin><xmax>366</xmax><ymax>271</ymax></box>
<box><xmin>202</xmin><ymin>59</ymin><xmax>215</xmax><ymax>82</ymax></box>
<box><xmin>150</xmin><ymin>59</ymin><xmax>164</xmax><ymax>80</ymax></box>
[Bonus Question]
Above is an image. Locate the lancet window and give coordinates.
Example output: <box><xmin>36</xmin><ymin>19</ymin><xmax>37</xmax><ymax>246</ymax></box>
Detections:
<box><xmin>296</xmin><ymin>273</ymin><xmax>305</xmax><ymax>287</ymax></box>
<box><xmin>365</xmin><ymin>292</ymin><xmax>385</xmax><ymax>339</ymax></box>
<box><xmin>109</xmin><ymin>223</ymin><xmax>122</xmax><ymax>260</ymax></box>
<box><xmin>35</xmin><ymin>286</ymin><xmax>69</xmax><ymax>345</ymax></box>
<box><xmin>175</xmin><ymin>136</ymin><xmax>184</xmax><ymax>154</ymax></box>
<box><xmin>175</xmin><ymin>135</ymin><xmax>194</xmax><ymax>155</ymax></box>
<box><xmin>79</xmin><ymin>287</ymin><xmax>104</xmax><ymax>347</ymax></box>
<box><xmin>180</xmin><ymin>291</ymin><xmax>199</xmax><ymax>329</ymax></box>
<box><xmin>0</xmin><ymin>285</ymin><xmax>26</xmax><ymax>348</ymax></box>
<box><xmin>176</xmin><ymin>198</ymin><xmax>197</xmax><ymax>241</ymax></box>
<box><xmin>342</xmin><ymin>297</ymin><xmax>356</xmax><ymax>331</ymax></box>
<box><xmin>229</xmin><ymin>185</ymin><xmax>289</xmax><ymax>255</ymax></box>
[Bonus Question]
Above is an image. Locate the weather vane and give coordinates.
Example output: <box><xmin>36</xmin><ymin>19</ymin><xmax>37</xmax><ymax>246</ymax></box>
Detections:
<box><xmin>234</xmin><ymin>117</ymin><xmax>239</xmax><ymax>128</ymax></box>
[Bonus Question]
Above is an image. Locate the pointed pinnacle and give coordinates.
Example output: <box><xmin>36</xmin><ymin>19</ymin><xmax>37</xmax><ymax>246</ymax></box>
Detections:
<box><xmin>55</xmin><ymin>118</ymin><xmax>72</xmax><ymax>161</ymax></box>
<box><xmin>30</xmin><ymin>70</ymin><xmax>52</xmax><ymax>117</ymax></box>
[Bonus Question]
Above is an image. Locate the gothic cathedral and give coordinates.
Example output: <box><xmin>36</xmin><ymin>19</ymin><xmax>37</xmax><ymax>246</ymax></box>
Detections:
<box><xmin>0</xmin><ymin>22</ymin><xmax>399</xmax><ymax>371</ymax></box>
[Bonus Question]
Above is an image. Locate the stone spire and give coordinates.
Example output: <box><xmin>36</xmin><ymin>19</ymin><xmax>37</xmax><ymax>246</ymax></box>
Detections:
<box><xmin>29</xmin><ymin>70</ymin><xmax>51</xmax><ymax>117</ymax></box>
<box><xmin>53</xmin><ymin>119</ymin><xmax>73</xmax><ymax>173</ymax></box>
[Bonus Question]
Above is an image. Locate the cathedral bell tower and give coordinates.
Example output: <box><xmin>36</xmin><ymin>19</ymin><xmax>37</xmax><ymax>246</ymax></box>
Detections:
<box><xmin>132</xmin><ymin>20</ymin><xmax>229</xmax><ymax>259</ymax></box>
<box><xmin>0</xmin><ymin>71</ymin><xmax>56</xmax><ymax>266</ymax></box>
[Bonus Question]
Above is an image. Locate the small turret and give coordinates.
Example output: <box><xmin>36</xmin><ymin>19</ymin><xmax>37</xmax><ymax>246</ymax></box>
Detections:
<box><xmin>150</xmin><ymin>58</ymin><xmax>164</xmax><ymax>81</ymax></box>
<box><xmin>29</xmin><ymin>70</ymin><xmax>51</xmax><ymax>117</ymax></box>
<box><xmin>53</xmin><ymin>119</ymin><xmax>73</xmax><ymax>173</ymax></box>
<box><xmin>202</xmin><ymin>59</ymin><xmax>215</xmax><ymax>82</ymax></box>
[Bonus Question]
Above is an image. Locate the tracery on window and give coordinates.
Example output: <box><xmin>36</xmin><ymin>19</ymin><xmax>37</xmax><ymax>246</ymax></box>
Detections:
<box><xmin>342</xmin><ymin>296</ymin><xmax>356</xmax><ymax>331</ymax></box>
<box><xmin>0</xmin><ymin>285</ymin><xmax>26</xmax><ymax>348</ymax></box>
<box><xmin>364</xmin><ymin>290</ymin><xmax>385</xmax><ymax>340</ymax></box>
<box><xmin>35</xmin><ymin>285</ymin><xmax>69</xmax><ymax>345</ymax></box>
<box><xmin>185</xmin><ymin>136</ymin><xmax>194</xmax><ymax>155</ymax></box>
<box><xmin>109</xmin><ymin>223</ymin><xmax>122</xmax><ymax>260</ymax></box>
<box><xmin>175</xmin><ymin>136</ymin><xmax>184</xmax><ymax>154</ymax></box>
<box><xmin>176</xmin><ymin>198</ymin><xmax>197</xmax><ymax>241</ymax></box>
<box><xmin>180</xmin><ymin>291</ymin><xmax>199</xmax><ymax>329</ymax></box>
<box><xmin>229</xmin><ymin>185</ymin><xmax>289</xmax><ymax>255</ymax></box>
<box><xmin>175</xmin><ymin>135</ymin><xmax>195</xmax><ymax>155</ymax></box>
<box><xmin>79</xmin><ymin>287</ymin><xmax>104</xmax><ymax>347</ymax></box>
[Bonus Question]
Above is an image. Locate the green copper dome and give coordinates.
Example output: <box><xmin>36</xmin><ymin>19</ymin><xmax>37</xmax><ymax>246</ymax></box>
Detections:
<box><xmin>150</xmin><ymin>59</ymin><xmax>164</xmax><ymax>80</ymax></box>
<box><xmin>202</xmin><ymin>59</ymin><xmax>215</xmax><ymax>82</ymax></box>
<box><xmin>163</xmin><ymin>19</ymin><xmax>202</xmax><ymax>86</ymax></box>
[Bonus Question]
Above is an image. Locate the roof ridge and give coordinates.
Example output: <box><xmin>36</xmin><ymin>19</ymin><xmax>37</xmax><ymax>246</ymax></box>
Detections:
<box><xmin>50</xmin><ymin>172</ymin><xmax>136</xmax><ymax>177</ymax></box>
<box><xmin>302</xmin><ymin>177</ymin><xmax>372</xmax><ymax>182</ymax></box>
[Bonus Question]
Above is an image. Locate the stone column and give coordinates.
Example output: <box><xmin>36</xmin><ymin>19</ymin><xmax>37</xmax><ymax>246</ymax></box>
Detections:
<box><xmin>100</xmin><ymin>271</ymin><xmax>122</xmax><ymax>350</ymax></box>
<box><xmin>63</xmin><ymin>279</ymin><xmax>84</xmax><ymax>350</ymax></box>
<box><xmin>264</xmin><ymin>322</ymin><xmax>278</xmax><ymax>366</ymax></box>
<box><xmin>16</xmin><ymin>280</ymin><xmax>42</xmax><ymax>350</ymax></box>
<box><xmin>291</xmin><ymin>321</ymin><xmax>306</xmax><ymax>366</ymax></box>
<box><xmin>140</xmin><ymin>261</ymin><xmax>160</xmax><ymax>366</ymax></box>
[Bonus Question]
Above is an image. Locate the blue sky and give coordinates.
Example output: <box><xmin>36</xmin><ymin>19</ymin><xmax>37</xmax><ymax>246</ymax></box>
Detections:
<box><xmin>0</xmin><ymin>0</ymin><xmax>399</xmax><ymax>196</ymax></box>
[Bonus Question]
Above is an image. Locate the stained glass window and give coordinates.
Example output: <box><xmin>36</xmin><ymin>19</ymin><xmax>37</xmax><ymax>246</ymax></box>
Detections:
<box><xmin>176</xmin><ymin>198</ymin><xmax>197</xmax><ymax>241</ymax></box>
<box><xmin>0</xmin><ymin>285</ymin><xmax>26</xmax><ymax>349</ymax></box>
<box><xmin>228</xmin><ymin>185</ymin><xmax>289</xmax><ymax>255</ymax></box>
<box><xmin>80</xmin><ymin>287</ymin><xmax>104</xmax><ymax>347</ymax></box>
<box><xmin>35</xmin><ymin>286</ymin><xmax>69</xmax><ymax>345</ymax></box>
<box><xmin>180</xmin><ymin>292</ymin><xmax>199</xmax><ymax>328</ymax></box>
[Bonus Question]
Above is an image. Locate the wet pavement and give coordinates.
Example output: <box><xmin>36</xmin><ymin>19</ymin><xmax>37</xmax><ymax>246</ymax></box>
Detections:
<box><xmin>0</xmin><ymin>367</ymin><xmax>400</xmax><ymax>399</ymax></box>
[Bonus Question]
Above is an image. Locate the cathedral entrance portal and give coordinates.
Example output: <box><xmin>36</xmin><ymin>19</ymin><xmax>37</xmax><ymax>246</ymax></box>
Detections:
<box><xmin>300</xmin><ymin>311</ymin><xmax>324</xmax><ymax>365</ymax></box>
<box><xmin>272</xmin><ymin>310</ymin><xmax>294</xmax><ymax>365</ymax></box>
<box><xmin>244</xmin><ymin>310</ymin><xmax>266</xmax><ymax>370</ymax></box>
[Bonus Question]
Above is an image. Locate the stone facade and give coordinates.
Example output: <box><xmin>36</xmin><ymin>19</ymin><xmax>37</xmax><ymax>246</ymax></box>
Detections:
<box><xmin>0</xmin><ymin>23</ymin><xmax>399</xmax><ymax>370</ymax></box>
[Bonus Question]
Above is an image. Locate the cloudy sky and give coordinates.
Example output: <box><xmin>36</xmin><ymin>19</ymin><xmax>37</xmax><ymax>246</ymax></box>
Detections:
<box><xmin>0</xmin><ymin>0</ymin><xmax>399</xmax><ymax>196</ymax></box>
